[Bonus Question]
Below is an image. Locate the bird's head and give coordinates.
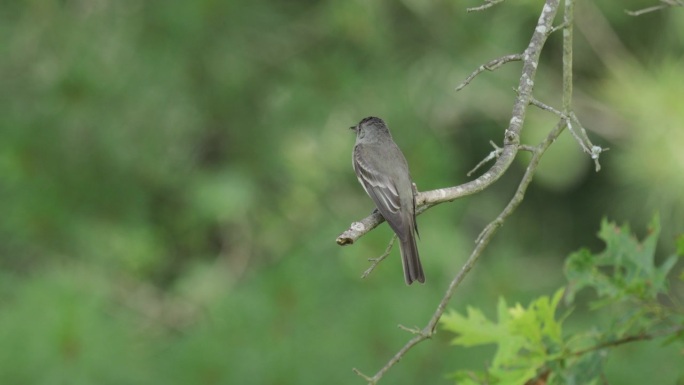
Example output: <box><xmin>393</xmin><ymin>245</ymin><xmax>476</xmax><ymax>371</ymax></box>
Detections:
<box><xmin>350</xmin><ymin>116</ymin><xmax>390</xmax><ymax>140</ymax></box>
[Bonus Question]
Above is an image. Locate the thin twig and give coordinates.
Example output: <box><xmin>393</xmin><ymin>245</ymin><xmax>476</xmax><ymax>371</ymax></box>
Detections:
<box><xmin>352</xmin><ymin>369</ymin><xmax>374</xmax><ymax>383</ymax></box>
<box><xmin>467</xmin><ymin>0</ymin><xmax>506</xmax><ymax>13</ymax></box>
<box><xmin>565</xmin><ymin>119</ymin><xmax>590</xmax><ymax>153</ymax></box>
<box><xmin>352</xmin><ymin>327</ymin><xmax>431</xmax><ymax>383</ymax></box>
<box><xmin>456</xmin><ymin>54</ymin><xmax>523</xmax><ymax>91</ymax></box>
<box><xmin>467</xmin><ymin>141</ymin><xmax>503</xmax><ymax>177</ymax></box>
<box><xmin>549</xmin><ymin>21</ymin><xmax>569</xmax><ymax>35</ymax></box>
<box><xmin>569</xmin><ymin>111</ymin><xmax>608</xmax><ymax>170</ymax></box>
<box><xmin>397</xmin><ymin>324</ymin><xmax>422</xmax><ymax>334</ymax></box>
<box><xmin>530</xmin><ymin>96</ymin><xmax>591</xmax><ymax>154</ymax></box>
<box><xmin>625</xmin><ymin>4</ymin><xmax>669</xmax><ymax>15</ymax></box>
<box><xmin>361</xmin><ymin>235</ymin><xmax>397</xmax><ymax>279</ymax></box>
<box><xmin>570</xmin><ymin>326</ymin><xmax>684</xmax><ymax>356</ymax></box>
<box><xmin>625</xmin><ymin>0</ymin><xmax>684</xmax><ymax>16</ymax></box>
<box><xmin>530</xmin><ymin>96</ymin><xmax>564</xmax><ymax>117</ymax></box>
<box><xmin>518</xmin><ymin>144</ymin><xmax>537</xmax><ymax>152</ymax></box>
<box><xmin>529</xmin><ymin>96</ymin><xmax>608</xmax><ymax>171</ymax></box>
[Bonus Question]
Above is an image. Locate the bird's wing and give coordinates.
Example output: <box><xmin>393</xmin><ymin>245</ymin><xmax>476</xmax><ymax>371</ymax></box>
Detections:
<box><xmin>353</xmin><ymin>146</ymin><xmax>407</xmax><ymax>236</ymax></box>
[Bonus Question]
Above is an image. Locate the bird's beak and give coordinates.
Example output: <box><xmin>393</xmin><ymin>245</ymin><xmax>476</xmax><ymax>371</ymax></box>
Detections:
<box><xmin>349</xmin><ymin>125</ymin><xmax>356</xmax><ymax>131</ymax></box>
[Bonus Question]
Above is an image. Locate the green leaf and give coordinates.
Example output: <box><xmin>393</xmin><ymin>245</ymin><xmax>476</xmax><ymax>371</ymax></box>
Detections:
<box><xmin>564</xmin><ymin>215</ymin><xmax>675</xmax><ymax>306</ymax></box>
<box><xmin>441</xmin><ymin>307</ymin><xmax>503</xmax><ymax>347</ymax></box>
<box><xmin>441</xmin><ymin>290</ymin><xmax>566</xmax><ymax>385</ymax></box>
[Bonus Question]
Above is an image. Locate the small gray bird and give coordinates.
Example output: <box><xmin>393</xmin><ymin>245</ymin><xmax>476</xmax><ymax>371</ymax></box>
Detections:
<box><xmin>351</xmin><ymin>117</ymin><xmax>425</xmax><ymax>284</ymax></box>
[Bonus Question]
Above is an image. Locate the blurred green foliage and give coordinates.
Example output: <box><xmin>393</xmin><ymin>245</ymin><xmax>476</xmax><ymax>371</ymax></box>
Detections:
<box><xmin>1</xmin><ymin>0</ymin><xmax>683</xmax><ymax>384</ymax></box>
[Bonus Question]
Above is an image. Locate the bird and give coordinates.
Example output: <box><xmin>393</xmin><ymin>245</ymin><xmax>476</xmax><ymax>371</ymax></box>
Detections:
<box><xmin>350</xmin><ymin>116</ymin><xmax>425</xmax><ymax>284</ymax></box>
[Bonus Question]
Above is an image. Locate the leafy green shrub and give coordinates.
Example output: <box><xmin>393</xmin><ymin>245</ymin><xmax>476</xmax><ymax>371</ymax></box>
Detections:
<box><xmin>441</xmin><ymin>217</ymin><xmax>684</xmax><ymax>384</ymax></box>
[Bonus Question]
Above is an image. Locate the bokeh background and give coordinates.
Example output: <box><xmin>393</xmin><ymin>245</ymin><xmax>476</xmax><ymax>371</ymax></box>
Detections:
<box><xmin>1</xmin><ymin>0</ymin><xmax>683</xmax><ymax>384</ymax></box>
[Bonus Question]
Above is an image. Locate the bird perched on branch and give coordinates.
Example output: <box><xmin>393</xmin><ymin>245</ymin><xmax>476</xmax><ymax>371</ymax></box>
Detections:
<box><xmin>350</xmin><ymin>117</ymin><xmax>424</xmax><ymax>284</ymax></box>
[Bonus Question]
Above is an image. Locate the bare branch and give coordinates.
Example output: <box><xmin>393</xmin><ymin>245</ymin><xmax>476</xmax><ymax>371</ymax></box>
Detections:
<box><xmin>456</xmin><ymin>54</ymin><xmax>523</xmax><ymax>91</ymax></box>
<box><xmin>467</xmin><ymin>0</ymin><xmax>506</xmax><ymax>12</ymax></box>
<box><xmin>626</xmin><ymin>0</ymin><xmax>684</xmax><ymax>16</ymax></box>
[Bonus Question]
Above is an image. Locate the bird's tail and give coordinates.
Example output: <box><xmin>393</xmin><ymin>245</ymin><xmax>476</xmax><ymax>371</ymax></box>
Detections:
<box><xmin>400</xmin><ymin>233</ymin><xmax>425</xmax><ymax>285</ymax></box>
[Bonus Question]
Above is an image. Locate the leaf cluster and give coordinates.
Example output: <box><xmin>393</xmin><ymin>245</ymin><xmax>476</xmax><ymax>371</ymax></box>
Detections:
<box><xmin>441</xmin><ymin>217</ymin><xmax>684</xmax><ymax>384</ymax></box>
